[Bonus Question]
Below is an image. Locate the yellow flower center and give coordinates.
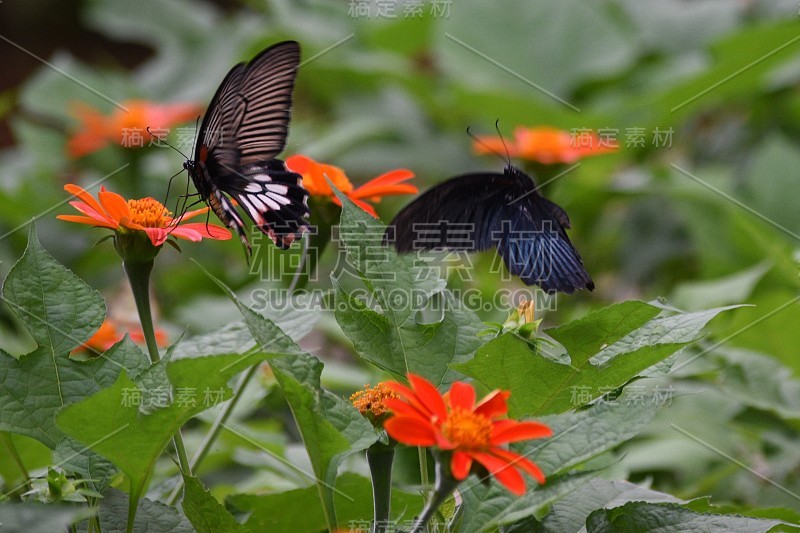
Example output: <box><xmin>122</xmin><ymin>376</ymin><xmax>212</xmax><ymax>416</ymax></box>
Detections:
<box><xmin>442</xmin><ymin>408</ymin><xmax>492</xmax><ymax>450</ymax></box>
<box><xmin>350</xmin><ymin>383</ymin><xmax>400</xmax><ymax>418</ymax></box>
<box><xmin>127</xmin><ymin>198</ymin><xmax>172</xmax><ymax>228</ymax></box>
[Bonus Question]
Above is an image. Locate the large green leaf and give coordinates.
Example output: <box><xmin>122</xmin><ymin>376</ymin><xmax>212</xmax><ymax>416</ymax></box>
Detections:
<box><xmin>332</xmin><ymin>189</ymin><xmax>484</xmax><ymax>386</ymax></box>
<box><xmin>93</xmin><ymin>488</ymin><xmax>194</xmax><ymax>533</ymax></box>
<box><xmin>0</xmin><ymin>226</ymin><xmax>149</xmax><ymax>448</ymax></box>
<box><xmin>458</xmin><ymin>396</ymin><xmax>661</xmax><ymax>529</ymax></box>
<box><xmin>586</xmin><ymin>501</ymin><xmax>784</xmax><ymax>532</ymax></box>
<box><xmin>455</xmin><ymin>302</ymin><xmax>737</xmax><ymax>416</ymax></box>
<box><xmin>57</xmin><ymin>352</ymin><xmax>274</xmax><ymax>528</ymax></box>
<box><xmin>539</xmin><ymin>479</ymin><xmax>682</xmax><ymax>533</ymax></box>
<box><xmin>227</xmin><ymin>472</ymin><xmax>423</xmax><ymax>532</ymax></box>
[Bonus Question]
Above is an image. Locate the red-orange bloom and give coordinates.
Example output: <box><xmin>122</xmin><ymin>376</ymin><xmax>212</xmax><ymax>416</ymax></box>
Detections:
<box><xmin>474</xmin><ymin>126</ymin><xmax>617</xmax><ymax>164</ymax></box>
<box><xmin>67</xmin><ymin>100</ymin><xmax>202</xmax><ymax>158</ymax></box>
<box><xmin>57</xmin><ymin>184</ymin><xmax>231</xmax><ymax>247</ymax></box>
<box><xmin>285</xmin><ymin>154</ymin><xmax>417</xmax><ymax>217</ymax></box>
<box><xmin>384</xmin><ymin>374</ymin><xmax>552</xmax><ymax>496</ymax></box>
<box><xmin>74</xmin><ymin>317</ymin><xmax>168</xmax><ymax>353</ymax></box>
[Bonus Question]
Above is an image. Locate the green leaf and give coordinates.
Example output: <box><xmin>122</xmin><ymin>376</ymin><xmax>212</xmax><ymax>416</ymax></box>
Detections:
<box><xmin>458</xmin><ymin>472</ymin><xmax>597</xmax><ymax>532</ymax></box>
<box><xmin>533</xmin><ymin>393</ymin><xmax>661</xmax><ymax>476</ymax></box>
<box><xmin>227</xmin><ymin>472</ymin><xmax>423</xmax><ymax>532</ymax></box>
<box><xmin>201</xmin><ymin>263</ymin><xmax>377</xmax><ymax>530</ymax></box>
<box><xmin>539</xmin><ymin>479</ymin><xmax>683</xmax><ymax>532</ymax></box>
<box><xmin>455</xmin><ymin>302</ymin><xmax>736</xmax><ymax>416</ymax></box>
<box><xmin>0</xmin><ymin>503</ymin><xmax>93</xmax><ymax>533</ymax></box>
<box><xmin>332</xmin><ymin>188</ymin><xmax>484</xmax><ymax>385</ymax></box>
<box><xmin>671</xmin><ymin>262</ymin><xmax>770</xmax><ymax>311</ymax></box>
<box><xmin>94</xmin><ymin>488</ymin><xmax>194</xmax><ymax>533</ymax></box>
<box><xmin>182</xmin><ymin>475</ymin><xmax>251</xmax><ymax>533</ymax></box>
<box><xmin>57</xmin><ymin>352</ymin><xmax>274</xmax><ymax>528</ymax></box>
<box><xmin>0</xmin><ymin>226</ymin><xmax>149</xmax><ymax>448</ymax></box>
<box><xmin>585</xmin><ymin>501</ymin><xmax>784</xmax><ymax>533</ymax></box>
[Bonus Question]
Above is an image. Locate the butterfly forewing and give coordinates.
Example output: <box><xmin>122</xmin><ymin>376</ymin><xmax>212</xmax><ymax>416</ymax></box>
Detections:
<box><xmin>186</xmin><ymin>40</ymin><xmax>309</xmax><ymax>253</ymax></box>
<box><xmin>236</xmin><ymin>43</ymin><xmax>300</xmax><ymax>164</ymax></box>
<box><xmin>387</xmin><ymin>167</ymin><xmax>593</xmax><ymax>293</ymax></box>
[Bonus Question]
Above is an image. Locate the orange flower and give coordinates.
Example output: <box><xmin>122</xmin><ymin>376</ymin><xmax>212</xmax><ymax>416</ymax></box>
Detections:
<box><xmin>74</xmin><ymin>317</ymin><xmax>168</xmax><ymax>354</ymax></box>
<box><xmin>67</xmin><ymin>100</ymin><xmax>202</xmax><ymax>158</ymax></box>
<box><xmin>285</xmin><ymin>154</ymin><xmax>417</xmax><ymax>217</ymax></box>
<box><xmin>474</xmin><ymin>126</ymin><xmax>617</xmax><ymax>164</ymax></box>
<box><xmin>57</xmin><ymin>184</ymin><xmax>231</xmax><ymax>247</ymax></box>
<box><xmin>384</xmin><ymin>374</ymin><xmax>552</xmax><ymax>496</ymax></box>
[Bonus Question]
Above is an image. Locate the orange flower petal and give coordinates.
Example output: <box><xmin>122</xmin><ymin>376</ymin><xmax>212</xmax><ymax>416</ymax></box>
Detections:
<box><xmin>471</xmin><ymin>451</ymin><xmax>526</xmax><ymax>496</ymax></box>
<box><xmin>173</xmin><ymin>223</ymin><xmax>232</xmax><ymax>241</ymax></box>
<box><xmin>64</xmin><ymin>184</ymin><xmax>107</xmax><ymax>218</ymax></box>
<box><xmin>56</xmin><ymin>215</ymin><xmax>118</xmax><ymax>229</ymax></box>
<box><xmin>407</xmin><ymin>373</ymin><xmax>448</xmax><ymax>422</ymax></box>
<box><xmin>491</xmin><ymin>448</ymin><xmax>546</xmax><ymax>485</ymax></box>
<box><xmin>98</xmin><ymin>190</ymin><xmax>133</xmax><ymax>226</ymax></box>
<box><xmin>143</xmin><ymin>228</ymin><xmax>170</xmax><ymax>246</ymax></box>
<box><xmin>451</xmin><ymin>450</ymin><xmax>473</xmax><ymax>480</ymax></box>
<box><xmin>384</xmin><ymin>415</ymin><xmax>438</xmax><ymax>446</ymax></box>
<box><xmin>474</xmin><ymin>390</ymin><xmax>510</xmax><ymax>419</ymax></box>
<box><xmin>385</xmin><ymin>381</ymin><xmax>437</xmax><ymax>419</ymax></box>
<box><xmin>490</xmin><ymin>420</ymin><xmax>552</xmax><ymax>445</ymax></box>
<box><xmin>472</xmin><ymin>135</ymin><xmax>519</xmax><ymax>157</ymax></box>
<box><xmin>348</xmin><ymin>169</ymin><xmax>417</xmax><ymax>199</ymax></box>
<box><xmin>446</xmin><ymin>381</ymin><xmax>476</xmax><ymax>411</ymax></box>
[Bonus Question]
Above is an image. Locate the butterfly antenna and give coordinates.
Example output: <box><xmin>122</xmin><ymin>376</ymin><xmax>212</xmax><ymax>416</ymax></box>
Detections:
<box><xmin>495</xmin><ymin>119</ymin><xmax>512</xmax><ymax>167</ymax></box>
<box><xmin>466</xmin><ymin>125</ymin><xmax>508</xmax><ymax>167</ymax></box>
<box><xmin>146</xmin><ymin>126</ymin><xmax>190</xmax><ymax>160</ymax></box>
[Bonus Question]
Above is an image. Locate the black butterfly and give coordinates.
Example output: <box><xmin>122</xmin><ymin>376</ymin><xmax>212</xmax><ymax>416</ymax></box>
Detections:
<box><xmin>386</xmin><ymin>165</ymin><xmax>594</xmax><ymax>293</ymax></box>
<box><xmin>183</xmin><ymin>40</ymin><xmax>309</xmax><ymax>252</ymax></box>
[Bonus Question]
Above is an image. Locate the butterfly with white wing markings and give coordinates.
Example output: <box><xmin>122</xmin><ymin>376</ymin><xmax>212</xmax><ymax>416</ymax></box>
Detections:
<box><xmin>183</xmin><ymin>40</ymin><xmax>310</xmax><ymax>253</ymax></box>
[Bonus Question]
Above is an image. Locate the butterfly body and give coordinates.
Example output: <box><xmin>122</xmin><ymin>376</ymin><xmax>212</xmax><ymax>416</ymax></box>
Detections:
<box><xmin>388</xmin><ymin>165</ymin><xmax>593</xmax><ymax>293</ymax></box>
<box><xmin>185</xmin><ymin>40</ymin><xmax>309</xmax><ymax>252</ymax></box>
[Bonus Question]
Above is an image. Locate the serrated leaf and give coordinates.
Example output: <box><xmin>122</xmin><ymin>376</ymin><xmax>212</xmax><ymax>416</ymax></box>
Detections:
<box><xmin>181</xmin><ymin>475</ymin><xmax>251</xmax><ymax>533</ymax></box>
<box><xmin>332</xmin><ymin>189</ymin><xmax>484</xmax><ymax>386</ymax></box>
<box><xmin>539</xmin><ymin>479</ymin><xmax>682</xmax><ymax>533</ymax></box>
<box><xmin>532</xmin><ymin>394</ymin><xmax>661</xmax><ymax>476</ymax></box>
<box><xmin>94</xmin><ymin>488</ymin><xmax>194</xmax><ymax>533</ymax></box>
<box><xmin>458</xmin><ymin>397</ymin><xmax>661</xmax><ymax>529</ymax></box>
<box><xmin>227</xmin><ymin>472</ymin><xmax>423</xmax><ymax>532</ymax></box>
<box><xmin>586</xmin><ymin>501</ymin><xmax>785</xmax><ymax>533</ymax></box>
<box><xmin>455</xmin><ymin>302</ymin><xmax>736</xmax><ymax>416</ymax></box>
<box><xmin>57</xmin><ymin>352</ymin><xmax>274</xmax><ymax>529</ymax></box>
<box><xmin>0</xmin><ymin>226</ymin><xmax>149</xmax><ymax>448</ymax></box>
<box><xmin>458</xmin><ymin>471</ymin><xmax>597</xmax><ymax>532</ymax></box>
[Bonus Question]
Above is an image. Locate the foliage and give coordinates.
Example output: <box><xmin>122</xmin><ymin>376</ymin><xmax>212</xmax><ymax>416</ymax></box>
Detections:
<box><xmin>2</xmin><ymin>0</ymin><xmax>800</xmax><ymax>531</ymax></box>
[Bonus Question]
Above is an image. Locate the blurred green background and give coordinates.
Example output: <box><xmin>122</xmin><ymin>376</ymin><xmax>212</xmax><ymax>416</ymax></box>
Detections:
<box><xmin>2</xmin><ymin>0</ymin><xmax>800</xmax><ymax>513</ymax></box>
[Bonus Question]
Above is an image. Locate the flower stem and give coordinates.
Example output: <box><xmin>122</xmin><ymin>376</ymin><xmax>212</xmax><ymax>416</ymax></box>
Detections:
<box><xmin>409</xmin><ymin>453</ymin><xmax>459</xmax><ymax>533</ymax></box>
<box><xmin>366</xmin><ymin>442</ymin><xmax>395</xmax><ymax>533</ymax></box>
<box><xmin>123</xmin><ymin>259</ymin><xmax>192</xmax><ymax>480</ymax></box>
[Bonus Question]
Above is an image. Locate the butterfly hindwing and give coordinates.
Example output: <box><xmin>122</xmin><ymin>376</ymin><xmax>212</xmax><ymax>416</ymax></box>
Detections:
<box><xmin>387</xmin><ymin>167</ymin><xmax>593</xmax><ymax>293</ymax></box>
